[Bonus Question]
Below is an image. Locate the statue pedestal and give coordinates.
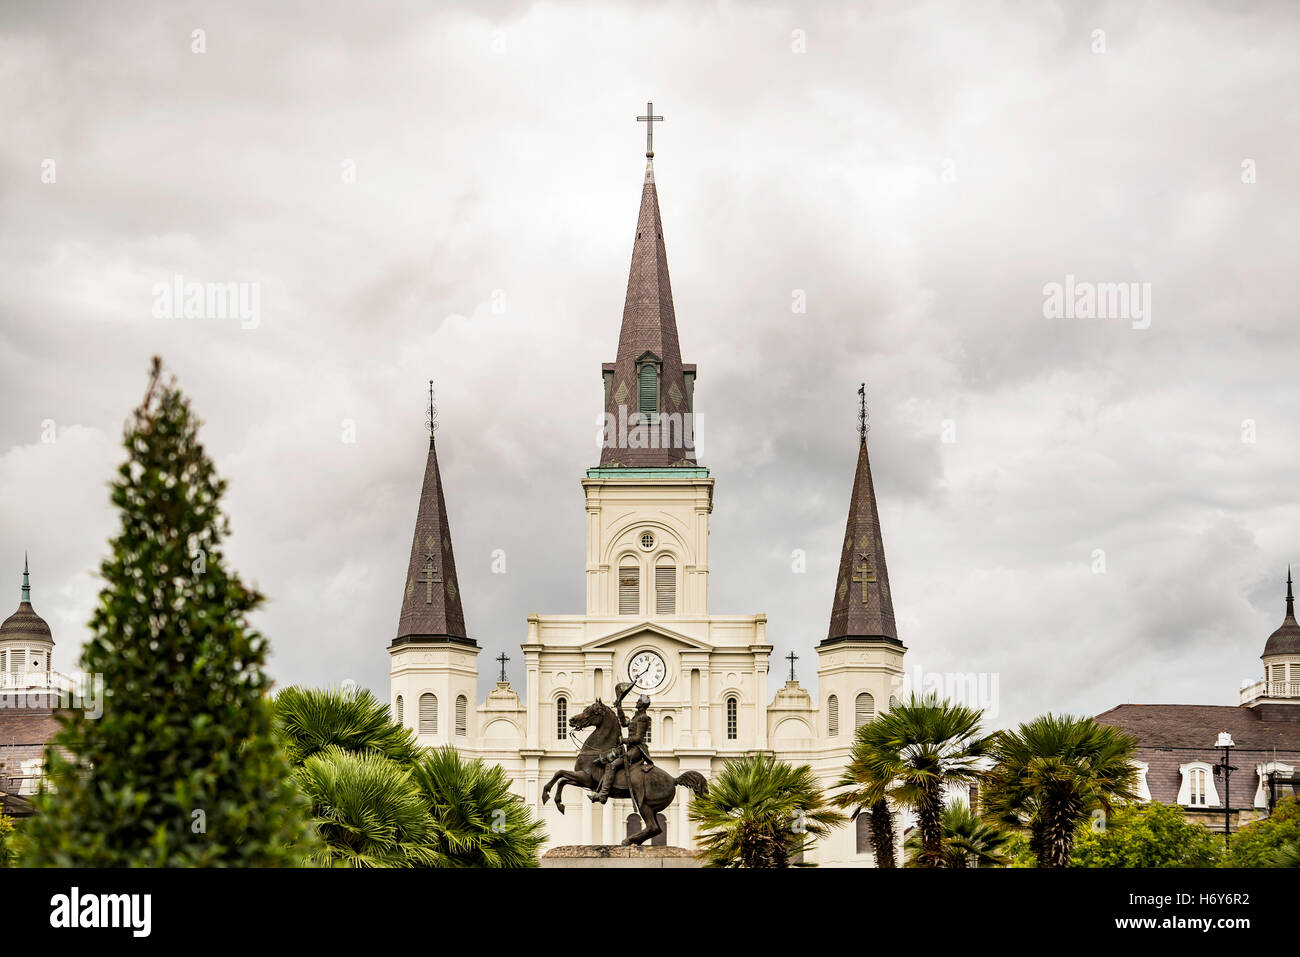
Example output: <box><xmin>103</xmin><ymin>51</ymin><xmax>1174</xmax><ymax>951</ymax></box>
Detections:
<box><xmin>540</xmin><ymin>845</ymin><xmax>701</xmax><ymax>868</ymax></box>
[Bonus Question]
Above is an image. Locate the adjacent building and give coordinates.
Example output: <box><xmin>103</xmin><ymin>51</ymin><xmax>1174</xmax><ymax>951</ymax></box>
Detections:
<box><xmin>1097</xmin><ymin>570</ymin><xmax>1300</xmax><ymax>835</ymax></box>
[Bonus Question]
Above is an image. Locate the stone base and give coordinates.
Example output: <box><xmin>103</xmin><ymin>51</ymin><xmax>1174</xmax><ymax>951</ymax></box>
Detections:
<box><xmin>540</xmin><ymin>845</ymin><xmax>702</xmax><ymax>868</ymax></box>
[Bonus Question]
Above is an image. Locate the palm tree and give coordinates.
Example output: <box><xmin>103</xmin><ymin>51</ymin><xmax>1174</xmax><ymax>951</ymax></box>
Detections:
<box><xmin>832</xmin><ymin>734</ymin><xmax>898</xmax><ymax>867</ymax></box>
<box><xmin>836</xmin><ymin>694</ymin><xmax>987</xmax><ymax>868</ymax></box>
<box><xmin>295</xmin><ymin>747</ymin><xmax>440</xmax><ymax>867</ymax></box>
<box><xmin>1263</xmin><ymin>841</ymin><xmax>1300</xmax><ymax>868</ymax></box>
<box><xmin>903</xmin><ymin>801</ymin><xmax>1012</xmax><ymax>868</ymax></box>
<box><xmin>274</xmin><ymin>685</ymin><xmax>419</xmax><ymax>766</ymax></box>
<box><xmin>689</xmin><ymin>752</ymin><xmax>844</xmax><ymax>867</ymax></box>
<box><xmin>409</xmin><ymin>746</ymin><xmax>547</xmax><ymax>867</ymax></box>
<box><xmin>982</xmin><ymin>714</ymin><xmax>1139</xmax><ymax>868</ymax></box>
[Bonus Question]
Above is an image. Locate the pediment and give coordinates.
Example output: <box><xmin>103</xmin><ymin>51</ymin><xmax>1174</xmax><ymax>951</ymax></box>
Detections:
<box><xmin>582</xmin><ymin>620</ymin><xmax>713</xmax><ymax>653</ymax></box>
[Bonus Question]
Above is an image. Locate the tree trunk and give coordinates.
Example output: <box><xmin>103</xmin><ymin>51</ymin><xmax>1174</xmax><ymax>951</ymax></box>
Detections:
<box><xmin>918</xmin><ymin>787</ymin><xmax>944</xmax><ymax>868</ymax></box>
<box><xmin>869</xmin><ymin>800</ymin><xmax>897</xmax><ymax>868</ymax></box>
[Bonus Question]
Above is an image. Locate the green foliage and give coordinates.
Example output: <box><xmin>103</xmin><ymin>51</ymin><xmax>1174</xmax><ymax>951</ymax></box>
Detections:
<box><xmin>904</xmin><ymin>801</ymin><xmax>1013</xmax><ymax>868</ymax></box>
<box><xmin>1071</xmin><ymin>802</ymin><xmax>1221</xmax><ymax>868</ymax></box>
<box><xmin>278</xmin><ymin>685</ymin><xmax>545</xmax><ymax>867</ymax></box>
<box><xmin>275</xmin><ymin>686</ymin><xmax>419</xmax><ymax>766</ymax></box>
<box><xmin>1263</xmin><ymin>840</ymin><xmax>1300</xmax><ymax>867</ymax></box>
<box><xmin>296</xmin><ymin>747</ymin><xmax>439</xmax><ymax>868</ymax></box>
<box><xmin>410</xmin><ymin>746</ymin><xmax>546</xmax><ymax>867</ymax></box>
<box><xmin>689</xmin><ymin>752</ymin><xmax>845</xmax><ymax>868</ymax></box>
<box><xmin>0</xmin><ymin>812</ymin><xmax>14</xmax><ymax>867</ymax></box>
<box><xmin>19</xmin><ymin>358</ymin><xmax>314</xmax><ymax>867</ymax></box>
<box><xmin>835</xmin><ymin>694</ymin><xmax>986</xmax><ymax>868</ymax></box>
<box><xmin>1000</xmin><ymin>830</ymin><xmax>1039</xmax><ymax>867</ymax></box>
<box><xmin>982</xmin><ymin>714</ymin><xmax>1139</xmax><ymax>868</ymax></box>
<box><xmin>1223</xmin><ymin>796</ymin><xmax>1300</xmax><ymax>868</ymax></box>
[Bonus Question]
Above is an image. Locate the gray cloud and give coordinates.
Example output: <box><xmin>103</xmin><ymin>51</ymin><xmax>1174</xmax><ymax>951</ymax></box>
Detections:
<box><xmin>1</xmin><ymin>0</ymin><xmax>1297</xmax><ymax>730</ymax></box>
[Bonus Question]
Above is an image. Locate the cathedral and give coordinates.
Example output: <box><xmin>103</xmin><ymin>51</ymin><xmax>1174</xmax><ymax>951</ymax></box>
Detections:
<box><xmin>387</xmin><ymin>135</ymin><xmax>906</xmax><ymax>865</ymax></box>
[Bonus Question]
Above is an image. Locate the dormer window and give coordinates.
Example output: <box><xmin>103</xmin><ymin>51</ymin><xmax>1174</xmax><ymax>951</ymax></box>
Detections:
<box><xmin>1178</xmin><ymin>762</ymin><xmax>1219</xmax><ymax>807</ymax></box>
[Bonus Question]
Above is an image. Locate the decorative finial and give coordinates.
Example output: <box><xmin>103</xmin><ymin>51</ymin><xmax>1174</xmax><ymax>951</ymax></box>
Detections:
<box><xmin>786</xmin><ymin>650</ymin><xmax>798</xmax><ymax>683</ymax></box>
<box><xmin>637</xmin><ymin>101</ymin><xmax>664</xmax><ymax>159</ymax></box>
<box><xmin>496</xmin><ymin>651</ymin><xmax>510</xmax><ymax>683</ymax></box>
<box><xmin>857</xmin><ymin>382</ymin><xmax>869</xmax><ymax>443</ymax></box>
<box><xmin>1288</xmin><ymin>565</ymin><xmax>1295</xmax><ymax>620</ymax></box>
<box><xmin>21</xmin><ymin>553</ymin><xmax>30</xmax><ymax>604</ymax></box>
<box><xmin>425</xmin><ymin>379</ymin><xmax>439</xmax><ymax>446</ymax></box>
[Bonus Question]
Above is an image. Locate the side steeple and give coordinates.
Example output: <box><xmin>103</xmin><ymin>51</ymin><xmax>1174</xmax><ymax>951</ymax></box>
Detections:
<box><xmin>392</xmin><ymin>382</ymin><xmax>473</xmax><ymax>648</ymax></box>
<box><xmin>599</xmin><ymin>103</ymin><xmax>697</xmax><ymax>468</ymax></box>
<box><xmin>823</xmin><ymin>384</ymin><xmax>901</xmax><ymax>647</ymax></box>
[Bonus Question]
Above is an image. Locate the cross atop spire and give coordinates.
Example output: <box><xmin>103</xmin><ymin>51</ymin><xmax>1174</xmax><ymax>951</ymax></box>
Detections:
<box><xmin>786</xmin><ymin>650</ymin><xmax>799</xmax><ymax>682</ymax></box>
<box><xmin>637</xmin><ymin>101</ymin><xmax>663</xmax><ymax>158</ymax></box>
<box><xmin>21</xmin><ymin>553</ymin><xmax>30</xmax><ymax>604</ymax></box>
<box><xmin>496</xmin><ymin>652</ymin><xmax>510</xmax><ymax>682</ymax></box>
<box><xmin>858</xmin><ymin>382</ymin><xmax>869</xmax><ymax>444</ymax></box>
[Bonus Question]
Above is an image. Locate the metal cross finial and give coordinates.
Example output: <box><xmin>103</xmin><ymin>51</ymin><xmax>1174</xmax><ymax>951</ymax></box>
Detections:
<box><xmin>637</xmin><ymin>102</ymin><xmax>664</xmax><ymax>158</ymax></box>
<box><xmin>496</xmin><ymin>652</ymin><xmax>510</xmax><ymax>682</ymax></box>
<box><xmin>786</xmin><ymin>650</ymin><xmax>799</xmax><ymax>682</ymax></box>
<box><xmin>858</xmin><ymin>382</ymin><xmax>869</xmax><ymax>443</ymax></box>
<box><xmin>425</xmin><ymin>379</ymin><xmax>439</xmax><ymax>440</ymax></box>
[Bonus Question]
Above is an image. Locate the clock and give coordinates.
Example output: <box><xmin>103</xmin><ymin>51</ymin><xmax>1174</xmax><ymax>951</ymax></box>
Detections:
<box><xmin>628</xmin><ymin>650</ymin><xmax>667</xmax><ymax>692</ymax></box>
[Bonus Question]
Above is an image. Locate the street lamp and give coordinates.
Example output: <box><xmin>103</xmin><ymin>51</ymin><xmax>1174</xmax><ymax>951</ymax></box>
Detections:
<box><xmin>1212</xmin><ymin>732</ymin><xmax>1236</xmax><ymax>848</ymax></box>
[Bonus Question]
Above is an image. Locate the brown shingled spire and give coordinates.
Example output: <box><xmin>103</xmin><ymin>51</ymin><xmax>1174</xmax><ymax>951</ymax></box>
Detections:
<box><xmin>598</xmin><ymin>146</ymin><xmax>697</xmax><ymax>468</ymax></box>
<box><xmin>392</xmin><ymin>385</ymin><xmax>472</xmax><ymax>648</ymax></box>
<box><xmin>823</xmin><ymin>386</ymin><xmax>902</xmax><ymax>647</ymax></box>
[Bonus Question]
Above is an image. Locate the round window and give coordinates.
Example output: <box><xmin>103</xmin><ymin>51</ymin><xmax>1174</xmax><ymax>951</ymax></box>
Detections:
<box><xmin>640</xmin><ymin>532</ymin><xmax>655</xmax><ymax>550</ymax></box>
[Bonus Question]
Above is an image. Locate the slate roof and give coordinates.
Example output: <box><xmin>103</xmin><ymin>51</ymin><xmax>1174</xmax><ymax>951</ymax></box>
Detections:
<box><xmin>598</xmin><ymin>160</ymin><xmax>697</xmax><ymax>468</ymax></box>
<box><xmin>823</xmin><ymin>436</ymin><xmax>902</xmax><ymax>647</ymax></box>
<box><xmin>392</xmin><ymin>437</ymin><xmax>473</xmax><ymax>647</ymax></box>
<box><xmin>1096</xmin><ymin>703</ymin><xmax>1300</xmax><ymax>751</ymax></box>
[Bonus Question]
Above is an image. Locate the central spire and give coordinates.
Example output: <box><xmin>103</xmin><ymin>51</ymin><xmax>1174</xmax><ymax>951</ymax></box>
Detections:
<box><xmin>599</xmin><ymin>103</ymin><xmax>697</xmax><ymax>468</ymax></box>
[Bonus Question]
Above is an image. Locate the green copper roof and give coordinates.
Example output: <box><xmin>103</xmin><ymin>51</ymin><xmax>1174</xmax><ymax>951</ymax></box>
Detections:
<box><xmin>586</xmin><ymin>467</ymin><xmax>710</xmax><ymax>479</ymax></box>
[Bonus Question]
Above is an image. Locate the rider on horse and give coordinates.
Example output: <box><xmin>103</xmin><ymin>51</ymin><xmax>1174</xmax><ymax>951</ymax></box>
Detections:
<box><xmin>589</xmin><ymin>680</ymin><xmax>653</xmax><ymax>804</ymax></box>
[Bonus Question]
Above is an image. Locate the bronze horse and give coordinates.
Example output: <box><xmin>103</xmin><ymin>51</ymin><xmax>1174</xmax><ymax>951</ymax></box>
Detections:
<box><xmin>541</xmin><ymin>698</ymin><xmax>708</xmax><ymax>845</ymax></box>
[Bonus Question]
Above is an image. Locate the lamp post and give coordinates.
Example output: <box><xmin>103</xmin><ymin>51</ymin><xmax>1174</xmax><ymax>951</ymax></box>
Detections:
<box><xmin>1212</xmin><ymin>732</ymin><xmax>1236</xmax><ymax>849</ymax></box>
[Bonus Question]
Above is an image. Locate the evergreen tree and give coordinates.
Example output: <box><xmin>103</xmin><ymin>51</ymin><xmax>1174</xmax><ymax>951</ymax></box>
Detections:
<box><xmin>20</xmin><ymin>357</ymin><xmax>314</xmax><ymax>866</ymax></box>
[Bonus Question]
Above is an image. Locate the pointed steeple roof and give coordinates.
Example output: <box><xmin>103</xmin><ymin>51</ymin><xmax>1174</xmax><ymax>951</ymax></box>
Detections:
<box><xmin>599</xmin><ymin>157</ymin><xmax>697</xmax><ymax>468</ymax></box>
<box><xmin>1264</xmin><ymin>566</ymin><xmax>1300</xmax><ymax>658</ymax></box>
<box><xmin>822</xmin><ymin>395</ymin><xmax>902</xmax><ymax>647</ymax></box>
<box><xmin>392</xmin><ymin>391</ymin><xmax>473</xmax><ymax>648</ymax></box>
<box><xmin>0</xmin><ymin>555</ymin><xmax>53</xmax><ymax>643</ymax></box>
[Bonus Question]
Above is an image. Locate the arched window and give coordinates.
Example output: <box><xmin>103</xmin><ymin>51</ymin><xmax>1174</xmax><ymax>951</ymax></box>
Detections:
<box><xmin>726</xmin><ymin>696</ymin><xmax>738</xmax><ymax>740</ymax></box>
<box><xmin>638</xmin><ymin>364</ymin><xmax>658</xmax><ymax>417</ymax></box>
<box><xmin>395</xmin><ymin>695</ymin><xmax>404</xmax><ymax>725</ymax></box>
<box><xmin>855</xmin><ymin>692</ymin><xmax>875</xmax><ymax>729</ymax></box>
<box><xmin>619</xmin><ymin>563</ymin><xmax>640</xmax><ymax>615</ymax></box>
<box><xmin>827</xmin><ymin>695</ymin><xmax>839</xmax><ymax>737</ymax></box>
<box><xmin>418</xmin><ymin>693</ymin><xmax>437</xmax><ymax>734</ymax></box>
<box><xmin>644</xmin><ymin>717</ymin><xmax>653</xmax><ymax>744</ymax></box>
<box><xmin>556</xmin><ymin>696</ymin><xmax>568</xmax><ymax>740</ymax></box>
<box><xmin>662</xmin><ymin>715</ymin><xmax>674</xmax><ymax>747</ymax></box>
<box><xmin>855</xmin><ymin>814</ymin><xmax>873</xmax><ymax>855</ymax></box>
<box><xmin>888</xmin><ymin>695</ymin><xmax>898</xmax><ymax>711</ymax></box>
<box><xmin>655</xmin><ymin>560</ymin><xmax>676</xmax><ymax>615</ymax></box>
<box><xmin>455</xmin><ymin>695</ymin><xmax>468</xmax><ymax>736</ymax></box>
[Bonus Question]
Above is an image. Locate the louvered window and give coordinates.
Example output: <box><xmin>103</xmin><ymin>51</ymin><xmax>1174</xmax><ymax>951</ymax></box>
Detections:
<box><xmin>419</xmin><ymin>693</ymin><xmax>437</xmax><ymax>734</ymax></box>
<box><xmin>455</xmin><ymin>695</ymin><xmax>468</xmax><ymax>736</ymax></box>
<box><xmin>655</xmin><ymin>563</ymin><xmax>676</xmax><ymax>615</ymax></box>
<box><xmin>619</xmin><ymin>564</ymin><xmax>640</xmax><ymax>615</ymax></box>
<box><xmin>726</xmin><ymin>696</ymin><xmax>738</xmax><ymax>740</ymax></box>
<box><xmin>855</xmin><ymin>692</ymin><xmax>875</xmax><ymax>729</ymax></box>
<box><xmin>827</xmin><ymin>695</ymin><xmax>839</xmax><ymax>736</ymax></box>
<box><xmin>0</xmin><ymin>651</ymin><xmax>5</xmax><ymax>672</ymax></box>
<box><xmin>556</xmin><ymin>696</ymin><xmax>568</xmax><ymax>740</ymax></box>
<box><xmin>395</xmin><ymin>695</ymin><xmax>404</xmax><ymax>725</ymax></box>
<box><xmin>638</xmin><ymin>364</ymin><xmax>658</xmax><ymax>417</ymax></box>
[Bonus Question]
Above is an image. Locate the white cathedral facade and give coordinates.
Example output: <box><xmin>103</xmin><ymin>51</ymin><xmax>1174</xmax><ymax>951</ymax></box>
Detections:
<box><xmin>388</xmin><ymin>146</ymin><xmax>906</xmax><ymax>866</ymax></box>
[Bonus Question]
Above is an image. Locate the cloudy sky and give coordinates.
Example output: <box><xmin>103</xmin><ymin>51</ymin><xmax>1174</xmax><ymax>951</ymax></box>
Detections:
<box><xmin>1</xmin><ymin>0</ymin><xmax>1297</xmax><ymax>729</ymax></box>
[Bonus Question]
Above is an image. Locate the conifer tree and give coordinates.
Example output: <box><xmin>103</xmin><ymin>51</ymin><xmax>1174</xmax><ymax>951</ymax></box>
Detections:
<box><xmin>20</xmin><ymin>357</ymin><xmax>314</xmax><ymax>866</ymax></box>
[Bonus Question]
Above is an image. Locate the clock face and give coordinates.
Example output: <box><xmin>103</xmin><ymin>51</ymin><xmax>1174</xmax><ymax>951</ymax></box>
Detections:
<box><xmin>628</xmin><ymin>650</ymin><xmax>667</xmax><ymax>692</ymax></box>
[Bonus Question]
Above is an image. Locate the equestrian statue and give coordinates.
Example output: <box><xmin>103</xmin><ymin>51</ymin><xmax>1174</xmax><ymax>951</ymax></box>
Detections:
<box><xmin>541</xmin><ymin>680</ymin><xmax>708</xmax><ymax>846</ymax></box>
